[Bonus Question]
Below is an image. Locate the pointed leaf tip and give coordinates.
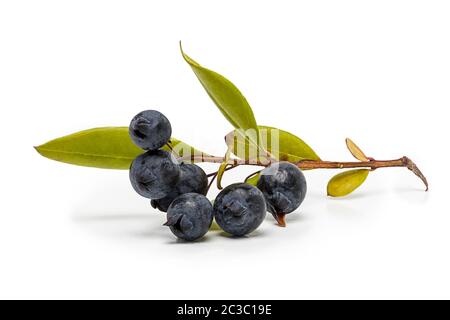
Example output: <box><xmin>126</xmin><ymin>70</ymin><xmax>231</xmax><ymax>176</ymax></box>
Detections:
<box><xmin>34</xmin><ymin>127</ymin><xmax>208</xmax><ymax>169</ymax></box>
<box><xmin>180</xmin><ymin>45</ymin><xmax>258</xmax><ymax>133</ymax></box>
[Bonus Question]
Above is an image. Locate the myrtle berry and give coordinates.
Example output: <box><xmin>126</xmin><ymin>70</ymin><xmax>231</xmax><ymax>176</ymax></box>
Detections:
<box><xmin>151</xmin><ymin>163</ymin><xmax>208</xmax><ymax>212</ymax></box>
<box><xmin>164</xmin><ymin>193</ymin><xmax>213</xmax><ymax>241</ymax></box>
<box><xmin>129</xmin><ymin>110</ymin><xmax>172</xmax><ymax>150</ymax></box>
<box><xmin>129</xmin><ymin>150</ymin><xmax>180</xmax><ymax>199</ymax></box>
<box><xmin>213</xmin><ymin>183</ymin><xmax>266</xmax><ymax>237</ymax></box>
<box><xmin>257</xmin><ymin>162</ymin><xmax>307</xmax><ymax>226</ymax></box>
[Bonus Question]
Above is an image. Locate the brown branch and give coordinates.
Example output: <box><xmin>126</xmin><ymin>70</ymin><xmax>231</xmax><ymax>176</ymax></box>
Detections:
<box><xmin>296</xmin><ymin>158</ymin><xmax>405</xmax><ymax>169</ymax></box>
<box><xmin>296</xmin><ymin>157</ymin><xmax>428</xmax><ymax>190</ymax></box>
<box><xmin>178</xmin><ymin>155</ymin><xmax>268</xmax><ymax>166</ymax></box>
<box><xmin>206</xmin><ymin>164</ymin><xmax>239</xmax><ymax>178</ymax></box>
<box><xmin>178</xmin><ymin>155</ymin><xmax>428</xmax><ymax>191</ymax></box>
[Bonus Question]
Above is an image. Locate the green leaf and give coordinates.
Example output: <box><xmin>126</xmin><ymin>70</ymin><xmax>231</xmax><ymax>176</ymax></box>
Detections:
<box><xmin>209</xmin><ymin>219</ymin><xmax>222</xmax><ymax>231</ymax></box>
<box><xmin>35</xmin><ymin>127</ymin><xmax>209</xmax><ymax>170</ymax></box>
<box><xmin>245</xmin><ymin>173</ymin><xmax>260</xmax><ymax>186</ymax></box>
<box><xmin>327</xmin><ymin>169</ymin><xmax>370</xmax><ymax>197</ymax></box>
<box><xmin>226</xmin><ymin>125</ymin><xmax>320</xmax><ymax>163</ymax></box>
<box><xmin>345</xmin><ymin>138</ymin><xmax>369</xmax><ymax>162</ymax></box>
<box><xmin>180</xmin><ymin>43</ymin><xmax>258</xmax><ymax>133</ymax></box>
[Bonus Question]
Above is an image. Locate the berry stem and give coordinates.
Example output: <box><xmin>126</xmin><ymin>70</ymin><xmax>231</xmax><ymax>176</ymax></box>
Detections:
<box><xmin>206</xmin><ymin>164</ymin><xmax>239</xmax><ymax>178</ymax></box>
<box><xmin>178</xmin><ymin>155</ymin><xmax>428</xmax><ymax>190</ymax></box>
<box><xmin>275</xmin><ymin>213</ymin><xmax>286</xmax><ymax>228</ymax></box>
<box><xmin>206</xmin><ymin>171</ymin><xmax>218</xmax><ymax>193</ymax></box>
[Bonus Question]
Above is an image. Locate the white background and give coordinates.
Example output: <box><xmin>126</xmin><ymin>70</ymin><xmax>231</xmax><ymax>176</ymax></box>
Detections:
<box><xmin>0</xmin><ymin>1</ymin><xmax>449</xmax><ymax>299</ymax></box>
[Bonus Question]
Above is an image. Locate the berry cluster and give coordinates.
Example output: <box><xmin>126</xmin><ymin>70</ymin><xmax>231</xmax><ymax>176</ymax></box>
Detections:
<box><xmin>128</xmin><ymin>110</ymin><xmax>307</xmax><ymax>241</ymax></box>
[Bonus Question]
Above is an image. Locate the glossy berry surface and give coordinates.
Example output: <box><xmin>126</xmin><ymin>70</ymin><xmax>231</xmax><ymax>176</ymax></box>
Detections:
<box><xmin>213</xmin><ymin>183</ymin><xmax>266</xmax><ymax>237</ymax></box>
<box><xmin>129</xmin><ymin>110</ymin><xmax>172</xmax><ymax>150</ymax></box>
<box><xmin>129</xmin><ymin>150</ymin><xmax>180</xmax><ymax>199</ymax></box>
<box><xmin>151</xmin><ymin>163</ymin><xmax>208</xmax><ymax>212</ymax></box>
<box><xmin>164</xmin><ymin>193</ymin><xmax>213</xmax><ymax>241</ymax></box>
<box><xmin>257</xmin><ymin>162</ymin><xmax>307</xmax><ymax>226</ymax></box>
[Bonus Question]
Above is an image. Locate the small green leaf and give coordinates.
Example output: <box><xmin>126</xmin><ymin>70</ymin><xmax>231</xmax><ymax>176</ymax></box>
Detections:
<box><xmin>345</xmin><ymin>138</ymin><xmax>369</xmax><ymax>162</ymax></box>
<box><xmin>180</xmin><ymin>43</ymin><xmax>258</xmax><ymax>134</ymax></box>
<box><xmin>226</xmin><ymin>125</ymin><xmax>320</xmax><ymax>163</ymax></box>
<box><xmin>245</xmin><ymin>173</ymin><xmax>260</xmax><ymax>186</ymax></box>
<box><xmin>209</xmin><ymin>219</ymin><xmax>222</xmax><ymax>231</ymax></box>
<box><xmin>327</xmin><ymin>169</ymin><xmax>370</xmax><ymax>197</ymax></box>
<box><xmin>35</xmin><ymin>127</ymin><xmax>208</xmax><ymax>169</ymax></box>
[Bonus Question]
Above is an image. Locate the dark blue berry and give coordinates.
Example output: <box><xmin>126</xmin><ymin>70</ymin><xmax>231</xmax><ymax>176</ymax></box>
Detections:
<box><xmin>129</xmin><ymin>150</ymin><xmax>180</xmax><ymax>199</ymax></box>
<box><xmin>257</xmin><ymin>162</ymin><xmax>307</xmax><ymax>226</ymax></box>
<box><xmin>213</xmin><ymin>183</ymin><xmax>266</xmax><ymax>237</ymax></box>
<box><xmin>129</xmin><ymin>110</ymin><xmax>172</xmax><ymax>150</ymax></box>
<box><xmin>151</xmin><ymin>163</ymin><xmax>208</xmax><ymax>212</ymax></box>
<box><xmin>164</xmin><ymin>193</ymin><xmax>213</xmax><ymax>241</ymax></box>
<box><xmin>175</xmin><ymin>163</ymin><xmax>208</xmax><ymax>194</ymax></box>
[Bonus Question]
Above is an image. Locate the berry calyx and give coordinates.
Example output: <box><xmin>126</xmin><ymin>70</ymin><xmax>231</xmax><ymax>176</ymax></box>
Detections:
<box><xmin>164</xmin><ymin>193</ymin><xmax>213</xmax><ymax>241</ymax></box>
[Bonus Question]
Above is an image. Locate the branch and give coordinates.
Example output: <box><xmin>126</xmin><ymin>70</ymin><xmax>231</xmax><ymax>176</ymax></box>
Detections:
<box><xmin>178</xmin><ymin>155</ymin><xmax>428</xmax><ymax>191</ymax></box>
